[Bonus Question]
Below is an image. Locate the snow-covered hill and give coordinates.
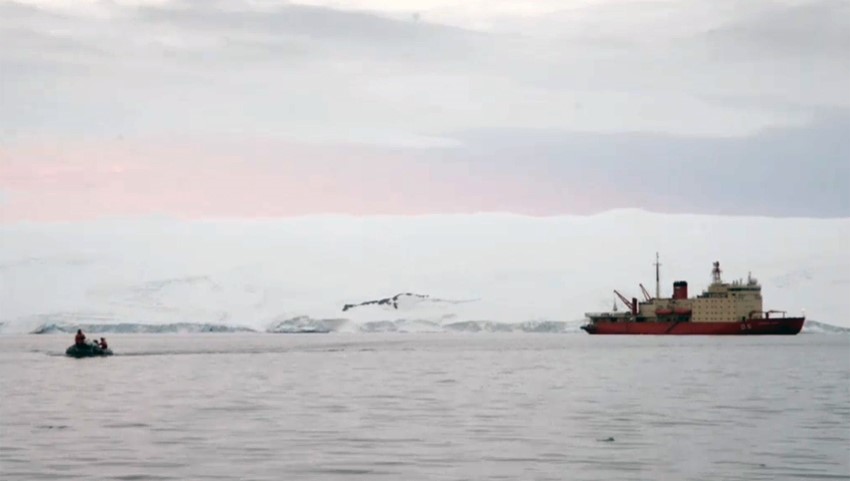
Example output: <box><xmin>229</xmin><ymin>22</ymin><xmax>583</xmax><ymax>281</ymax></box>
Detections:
<box><xmin>1</xmin><ymin>210</ymin><xmax>847</xmax><ymax>334</ymax></box>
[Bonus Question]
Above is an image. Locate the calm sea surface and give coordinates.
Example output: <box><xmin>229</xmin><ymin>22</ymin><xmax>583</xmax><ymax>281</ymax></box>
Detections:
<box><xmin>1</xmin><ymin>333</ymin><xmax>848</xmax><ymax>481</ymax></box>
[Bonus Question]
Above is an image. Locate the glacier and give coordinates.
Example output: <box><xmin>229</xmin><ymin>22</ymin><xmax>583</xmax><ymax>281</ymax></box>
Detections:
<box><xmin>31</xmin><ymin>322</ymin><xmax>257</xmax><ymax>334</ymax></box>
<box><xmin>23</xmin><ymin>319</ymin><xmax>588</xmax><ymax>335</ymax></box>
<box><xmin>1</xmin><ymin>210</ymin><xmax>848</xmax><ymax>334</ymax></box>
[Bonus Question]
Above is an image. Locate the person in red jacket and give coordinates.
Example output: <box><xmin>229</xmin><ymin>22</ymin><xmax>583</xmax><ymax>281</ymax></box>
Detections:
<box><xmin>75</xmin><ymin>329</ymin><xmax>86</xmax><ymax>346</ymax></box>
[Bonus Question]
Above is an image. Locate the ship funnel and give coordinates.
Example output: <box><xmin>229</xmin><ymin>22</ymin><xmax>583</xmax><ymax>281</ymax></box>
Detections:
<box><xmin>673</xmin><ymin>281</ymin><xmax>688</xmax><ymax>300</ymax></box>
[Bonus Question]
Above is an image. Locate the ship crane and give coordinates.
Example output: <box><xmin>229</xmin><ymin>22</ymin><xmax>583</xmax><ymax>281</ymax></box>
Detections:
<box><xmin>613</xmin><ymin>290</ymin><xmax>635</xmax><ymax>313</ymax></box>
<box><xmin>639</xmin><ymin>283</ymin><xmax>653</xmax><ymax>301</ymax></box>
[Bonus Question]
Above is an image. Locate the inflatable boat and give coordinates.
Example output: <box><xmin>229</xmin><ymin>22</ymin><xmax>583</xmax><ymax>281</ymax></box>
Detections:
<box><xmin>66</xmin><ymin>342</ymin><xmax>113</xmax><ymax>358</ymax></box>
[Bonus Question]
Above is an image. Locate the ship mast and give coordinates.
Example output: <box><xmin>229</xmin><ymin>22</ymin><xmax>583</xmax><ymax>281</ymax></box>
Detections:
<box><xmin>712</xmin><ymin>261</ymin><xmax>722</xmax><ymax>284</ymax></box>
<box><xmin>654</xmin><ymin>252</ymin><xmax>661</xmax><ymax>299</ymax></box>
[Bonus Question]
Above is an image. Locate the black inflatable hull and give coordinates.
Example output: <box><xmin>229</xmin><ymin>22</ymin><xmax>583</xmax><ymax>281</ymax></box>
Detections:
<box><xmin>66</xmin><ymin>344</ymin><xmax>113</xmax><ymax>358</ymax></box>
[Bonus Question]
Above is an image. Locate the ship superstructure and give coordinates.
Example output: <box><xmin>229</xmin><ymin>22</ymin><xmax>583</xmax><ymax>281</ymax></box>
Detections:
<box><xmin>581</xmin><ymin>255</ymin><xmax>804</xmax><ymax>335</ymax></box>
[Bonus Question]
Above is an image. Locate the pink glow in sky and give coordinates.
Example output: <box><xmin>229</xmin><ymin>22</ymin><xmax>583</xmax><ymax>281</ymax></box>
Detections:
<box><xmin>0</xmin><ymin>138</ymin><xmax>615</xmax><ymax>222</ymax></box>
<box><xmin>3</xmin><ymin>1</ymin><xmax>846</xmax><ymax>221</ymax></box>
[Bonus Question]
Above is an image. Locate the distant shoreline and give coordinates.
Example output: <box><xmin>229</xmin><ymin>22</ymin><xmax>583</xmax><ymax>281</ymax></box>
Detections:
<box><xmin>4</xmin><ymin>319</ymin><xmax>847</xmax><ymax>335</ymax></box>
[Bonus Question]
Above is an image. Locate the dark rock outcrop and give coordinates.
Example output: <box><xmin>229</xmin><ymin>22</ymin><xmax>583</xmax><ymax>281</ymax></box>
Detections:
<box><xmin>342</xmin><ymin>292</ymin><xmax>430</xmax><ymax>312</ymax></box>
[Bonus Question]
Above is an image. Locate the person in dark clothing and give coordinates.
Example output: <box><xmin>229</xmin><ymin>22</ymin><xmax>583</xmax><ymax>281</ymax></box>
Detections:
<box><xmin>99</xmin><ymin>338</ymin><xmax>108</xmax><ymax>349</ymax></box>
<box><xmin>75</xmin><ymin>329</ymin><xmax>86</xmax><ymax>346</ymax></box>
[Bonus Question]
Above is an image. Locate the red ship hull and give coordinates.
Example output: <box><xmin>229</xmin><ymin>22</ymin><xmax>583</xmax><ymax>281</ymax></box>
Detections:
<box><xmin>581</xmin><ymin>317</ymin><xmax>805</xmax><ymax>335</ymax></box>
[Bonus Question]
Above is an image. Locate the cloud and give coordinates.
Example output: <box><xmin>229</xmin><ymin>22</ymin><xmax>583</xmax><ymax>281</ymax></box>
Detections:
<box><xmin>2</xmin><ymin>109</ymin><xmax>848</xmax><ymax>221</ymax></box>
<box><xmin>447</xmin><ymin>109</ymin><xmax>850</xmax><ymax>217</ymax></box>
<box><xmin>3</xmin><ymin>0</ymin><xmax>848</xmax><ymax>142</ymax></box>
<box><xmin>1</xmin><ymin>0</ymin><xmax>847</xmax><ymax>220</ymax></box>
<box><xmin>704</xmin><ymin>0</ymin><xmax>850</xmax><ymax>57</ymax></box>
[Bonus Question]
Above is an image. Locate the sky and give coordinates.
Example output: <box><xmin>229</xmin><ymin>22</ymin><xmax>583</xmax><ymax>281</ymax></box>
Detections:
<box><xmin>1</xmin><ymin>0</ymin><xmax>848</xmax><ymax>221</ymax></box>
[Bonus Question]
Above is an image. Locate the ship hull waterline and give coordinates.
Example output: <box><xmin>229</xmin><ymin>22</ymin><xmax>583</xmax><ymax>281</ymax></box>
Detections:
<box><xmin>581</xmin><ymin>317</ymin><xmax>805</xmax><ymax>335</ymax></box>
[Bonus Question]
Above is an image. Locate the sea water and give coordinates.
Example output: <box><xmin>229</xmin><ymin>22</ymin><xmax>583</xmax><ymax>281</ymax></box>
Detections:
<box><xmin>1</xmin><ymin>333</ymin><xmax>848</xmax><ymax>481</ymax></box>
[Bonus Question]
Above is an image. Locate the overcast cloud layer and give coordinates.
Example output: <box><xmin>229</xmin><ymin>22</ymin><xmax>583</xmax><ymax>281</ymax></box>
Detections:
<box><xmin>1</xmin><ymin>0</ymin><xmax>848</xmax><ymax>220</ymax></box>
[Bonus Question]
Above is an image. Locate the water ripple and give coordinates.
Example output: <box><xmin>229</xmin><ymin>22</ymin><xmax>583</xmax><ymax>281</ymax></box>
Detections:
<box><xmin>0</xmin><ymin>334</ymin><xmax>848</xmax><ymax>481</ymax></box>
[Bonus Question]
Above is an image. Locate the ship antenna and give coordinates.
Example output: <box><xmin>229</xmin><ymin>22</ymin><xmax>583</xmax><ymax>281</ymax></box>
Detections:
<box><xmin>712</xmin><ymin>261</ymin><xmax>722</xmax><ymax>284</ymax></box>
<box><xmin>654</xmin><ymin>252</ymin><xmax>661</xmax><ymax>299</ymax></box>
